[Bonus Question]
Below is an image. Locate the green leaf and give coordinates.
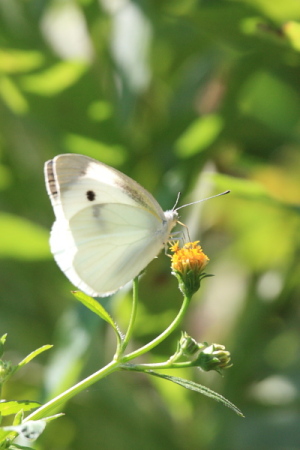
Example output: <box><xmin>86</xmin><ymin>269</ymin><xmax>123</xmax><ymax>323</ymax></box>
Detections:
<box><xmin>283</xmin><ymin>21</ymin><xmax>300</xmax><ymax>51</ymax></box>
<box><xmin>0</xmin><ymin>401</ymin><xmax>40</xmax><ymax>416</ymax></box>
<box><xmin>20</xmin><ymin>61</ymin><xmax>87</xmax><ymax>96</ymax></box>
<box><xmin>13</xmin><ymin>409</ymin><xmax>24</xmax><ymax>426</ymax></box>
<box><xmin>17</xmin><ymin>345</ymin><xmax>53</xmax><ymax>369</ymax></box>
<box><xmin>0</xmin><ymin>213</ymin><xmax>50</xmax><ymax>260</ymax></box>
<box><xmin>0</xmin><ymin>76</ymin><xmax>29</xmax><ymax>115</ymax></box>
<box><xmin>0</xmin><ymin>334</ymin><xmax>7</xmax><ymax>344</ymax></box>
<box><xmin>0</xmin><ymin>49</ymin><xmax>44</xmax><ymax>73</ymax></box>
<box><xmin>71</xmin><ymin>291</ymin><xmax>120</xmax><ymax>333</ymax></box>
<box><xmin>0</xmin><ymin>427</ymin><xmax>12</xmax><ymax>443</ymax></box>
<box><xmin>64</xmin><ymin>133</ymin><xmax>127</xmax><ymax>166</ymax></box>
<box><xmin>146</xmin><ymin>370</ymin><xmax>244</xmax><ymax>417</ymax></box>
<box><xmin>175</xmin><ymin>114</ymin><xmax>223</xmax><ymax>158</ymax></box>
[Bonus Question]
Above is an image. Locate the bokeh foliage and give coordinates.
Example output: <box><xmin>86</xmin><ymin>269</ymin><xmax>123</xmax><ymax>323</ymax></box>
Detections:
<box><xmin>1</xmin><ymin>0</ymin><xmax>300</xmax><ymax>449</ymax></box>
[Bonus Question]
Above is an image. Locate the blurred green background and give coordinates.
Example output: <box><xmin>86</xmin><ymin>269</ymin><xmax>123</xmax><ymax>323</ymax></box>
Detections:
<box><xmin>1</xmin><ymin>0</ymin><xmax>300</xmax><ymax>449</ymax></box>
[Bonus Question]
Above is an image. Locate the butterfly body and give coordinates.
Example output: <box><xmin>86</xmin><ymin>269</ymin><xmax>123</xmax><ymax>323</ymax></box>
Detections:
<box><xmin>45</xmin><ymin>154</ymin><xmax>178</xmax><ymax>297</ymax></box>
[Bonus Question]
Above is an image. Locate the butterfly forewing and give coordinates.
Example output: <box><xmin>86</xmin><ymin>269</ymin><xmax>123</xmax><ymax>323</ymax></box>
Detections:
<box><xmin>45</xmin><ymin>154</ymin><xmax>165</xmax><ymax>222</ymax></box>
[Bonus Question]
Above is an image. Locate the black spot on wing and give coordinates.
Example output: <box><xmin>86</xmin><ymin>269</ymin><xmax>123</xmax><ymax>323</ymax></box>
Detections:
<box><xmin>86</xmin><ymin>190</ymin><xmax>96</xmax><ymax>201</ymax></box>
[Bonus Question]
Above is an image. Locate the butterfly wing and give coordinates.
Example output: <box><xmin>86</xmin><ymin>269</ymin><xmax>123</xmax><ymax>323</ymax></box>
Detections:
<box><xmin>45</xmin><ymin>154</ymin><xmax>177</xmax><ymax>296</ymax></box>
<box><xmin>50</xmin><ymin>203</ymin><xmax>171</xmax><ymax>296</ymax></box>
<box><xmin>45</xmin><ymin>154</ymin><xmax>165</xmax><ymax>221</ymax></box>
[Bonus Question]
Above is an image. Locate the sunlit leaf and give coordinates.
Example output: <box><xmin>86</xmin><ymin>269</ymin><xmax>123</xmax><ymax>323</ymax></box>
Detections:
<box><xmin>175</xmin><ymin>114</ymin><xmax>223</xmax><ymax>158</ymax></box>
<box><xmin>18</xmin><ymin>345</ymin><xmax>53</xmax><ymax>369</ymax></box>
<box><xmin>283</xmin><ymin>21</ymin><xmax>300</xmax><ymax>51</ymax></box>
<box><xmin>0</xmin><ymin>76</ymin><xmax>28</xmax><ymax>114</ymax></box>
<box><xmin>13</xmin><ymin>409</ymin><xmax>24</xmax><ymax>426</ymax></box>
<box><xmin>71</xmin><ymin>291</ymin><xmax>119</xmax><ymax>333</ymax></box>
<box><xmin>0</xmin><ymin>49</ymin><xmax>44</xmax><ymax>73</ymax></box>
<box><xmin>0</xmin><ymin>401</ymin><xmax>40</xmax><ymax>416</ymax></box>
<box><xmin>87</xmin><ymin>101</ymin><xmax>113</xmax><ymax>122</ymax></box>
<box><xmin>0</xmin><ymin>428</ymin><xmax>12</xmax><ymax>443</ymax></box>
<box><xmin>0</xmin><ymin>213</ymin><xmax>50</xmax><ymax>260</ymax></box>
<box><xmin>21</xmin><ymin>61</ymin><xmax>87</xmax><ymax>96</ymax></box>
<box><xmin>64</xmin><ymin>133</ymin><xmax>127</xmax><ymax>166</ymax></box>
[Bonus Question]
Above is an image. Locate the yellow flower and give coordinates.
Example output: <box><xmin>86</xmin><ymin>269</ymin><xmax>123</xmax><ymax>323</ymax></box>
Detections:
<box><xmin>170</xmin><ymin>241</ymin><xmax>210</xmax><ymax>296</ymax></box>
<box><xmin>170</xmin><ymin>241</ymin><xmax>209</xmax><ymax>275</ymax></box>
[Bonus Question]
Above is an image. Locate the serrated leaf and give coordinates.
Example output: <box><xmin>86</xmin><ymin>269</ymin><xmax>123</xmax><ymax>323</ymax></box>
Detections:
<box><xmin>146</xmin><ymin>370</ymin><xmax>244</xmax><ymax>417</ymax></box>
<box><xmin>71</xmin><ymin>291</ymin><xmax>119</xmax><ymax>332</ymax></box>
<box><xmin>0</xmin><ymin>401</ymin><xmax>40</xmax><ymax>416</ymax></box>
<box><xmin>17</xmin><ymin>345</ymin><xmax>53</xmax><ymax>369</ymax></box>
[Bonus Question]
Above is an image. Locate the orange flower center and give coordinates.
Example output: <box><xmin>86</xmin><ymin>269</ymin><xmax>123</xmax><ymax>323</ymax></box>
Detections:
<box><xmin>170</xmin><ymin>241</ymin><xmax>209</xmax><ymax>274</ymax></box>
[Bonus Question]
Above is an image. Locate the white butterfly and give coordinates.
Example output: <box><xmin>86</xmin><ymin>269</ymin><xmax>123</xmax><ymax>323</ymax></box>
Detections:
<box><xmin>44</xmin><ymin>154</ymin><xmax>179</xmax><ymax>297</ymax></box>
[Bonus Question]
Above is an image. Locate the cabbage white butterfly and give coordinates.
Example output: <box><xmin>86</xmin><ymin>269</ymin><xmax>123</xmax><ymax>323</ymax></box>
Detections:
<box><xmin>45</xmin><ymin>154</ymin><xmax>229</xmax><ymax>297</ymax></box>
<box><xmin>45</xmin><ymin>154</ymin><xmax>179</xmax><ymax>297</ymax></box>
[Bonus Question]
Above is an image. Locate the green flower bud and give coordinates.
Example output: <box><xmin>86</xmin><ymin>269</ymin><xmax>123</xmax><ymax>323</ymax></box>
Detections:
<box><xmin>179</xmin><ymin>332</ymin><xmax>206</xmax><ymax>357</ymax></box>
<box><xmin>195</xmin><ymin>343</ymin><xmax>232</xmax><ymax>374</ymax></box>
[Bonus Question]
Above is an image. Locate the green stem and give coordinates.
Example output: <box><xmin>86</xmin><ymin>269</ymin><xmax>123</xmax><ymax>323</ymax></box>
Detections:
<box><xmin>23</xmin><ymin>359</ymin><xmax>120</xmax><ymax>422</ymax></box>
<box><xmin>121</xmin><ymin>294</ymin><xmax>191</xmax><ymax>363</ymax></box>
<box><xmin>115</xmin><ymin>277</ymin><xmax>139</xmax><ymax>358</ymax></box>
<box><xmin>121</xmin><ymin>360</ymin><xmax>194</xmax><ymax>371</ymax></box>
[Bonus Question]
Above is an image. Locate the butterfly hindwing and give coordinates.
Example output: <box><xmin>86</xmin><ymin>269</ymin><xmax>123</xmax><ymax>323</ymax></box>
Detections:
<box><xmin>51</xmin><ymin>203</ymin><xmax>170</xmax><ymax>296</ymax></box>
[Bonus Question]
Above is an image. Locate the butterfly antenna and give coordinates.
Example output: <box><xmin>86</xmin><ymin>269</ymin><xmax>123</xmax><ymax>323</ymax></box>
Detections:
<box><xmin>172</xmin><ymin>192</ymin><xmax>181</xmax><ymax>211</ymax></box>
<box><xmin>176</xmin><ymin>190</ymin><xmax>230</xmax><ymax>211</ymax></box>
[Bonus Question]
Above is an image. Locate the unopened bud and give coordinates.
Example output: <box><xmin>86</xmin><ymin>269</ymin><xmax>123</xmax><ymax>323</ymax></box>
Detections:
<box><xmin>195</xmin><ymin>343</ymin><xmax>232</xmax><ymax>374</ymax></box>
